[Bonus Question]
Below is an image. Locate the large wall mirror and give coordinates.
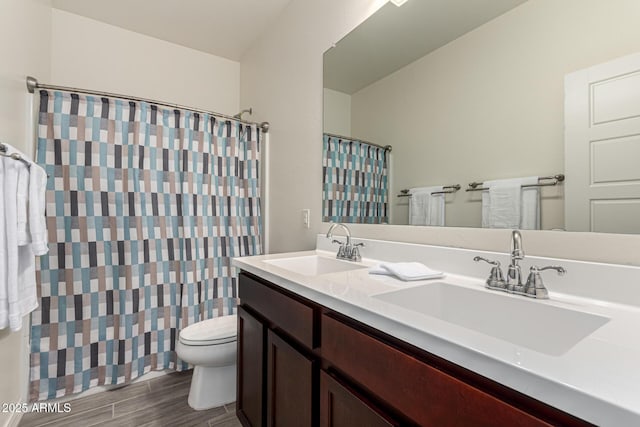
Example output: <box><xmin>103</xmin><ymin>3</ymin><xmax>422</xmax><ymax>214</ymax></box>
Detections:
<box><xmin>322</xmin><ymin>0</ymin><xmax>640</xmax><ymax>233</ymax></box>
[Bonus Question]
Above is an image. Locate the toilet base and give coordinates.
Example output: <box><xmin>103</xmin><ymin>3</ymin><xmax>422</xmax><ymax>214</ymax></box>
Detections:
<box><xmin>187</xmin><ymin>364</ymin><xmax>237</xmax><ymax>410</ymax></box>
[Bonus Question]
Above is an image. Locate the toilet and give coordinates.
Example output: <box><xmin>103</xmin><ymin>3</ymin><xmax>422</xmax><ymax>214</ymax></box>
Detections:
<box><xmin>176</xmin><ymin>314</ymin><xmax>238</xmax><ymax>410</ymax></box>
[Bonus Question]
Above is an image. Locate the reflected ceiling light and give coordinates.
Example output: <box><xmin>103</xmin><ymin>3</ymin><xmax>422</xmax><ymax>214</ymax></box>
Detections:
<box><xmin>389</xmin><ymin>0</ymin><xmax>409</xmax><ymax>6</ymax></box>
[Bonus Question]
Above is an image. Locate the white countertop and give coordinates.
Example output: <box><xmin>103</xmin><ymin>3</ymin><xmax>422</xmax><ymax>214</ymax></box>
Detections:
<box><xmin>233</xmin><ymin>237</ymin><xmax>640</xmax><ymax>426</ymax></box>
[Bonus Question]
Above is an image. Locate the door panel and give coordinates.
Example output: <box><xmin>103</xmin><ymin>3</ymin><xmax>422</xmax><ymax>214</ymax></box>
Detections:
<box><xmin>591</xmin><ymin>199</ymin><xmax>640</xmax><ymax>233</ymax></box>
<box><xmin>565</xmin><ymin>51</ymin><xmax>640</xmax><ymax>232</ymax></box>
<box><xmin>591</xmin><ymin>70</ymin><xmax>640</xmax><ymax>124</ymax></box>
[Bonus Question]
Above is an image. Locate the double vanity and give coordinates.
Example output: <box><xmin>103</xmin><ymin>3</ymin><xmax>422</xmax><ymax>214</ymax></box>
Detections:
<box><xmin>232</xmin><ymin>233</ymin><xmax>640</xmax><ymax>426</ymax></box>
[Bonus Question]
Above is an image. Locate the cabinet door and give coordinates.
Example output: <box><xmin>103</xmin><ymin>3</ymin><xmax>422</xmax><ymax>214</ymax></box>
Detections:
<box><xmin>267</xmin><ymin>329</ymin><xmax>315</xmax><ymax>427</ymax></box>
<box><xmin>237</xmin><ymin>306</ymin><xmax>266</xmax><ymax>427</ymax></box>
<box><xmin>320</xmin><ymin>370</ymin><xmax>398</xmax><ymax>427</ymax></box>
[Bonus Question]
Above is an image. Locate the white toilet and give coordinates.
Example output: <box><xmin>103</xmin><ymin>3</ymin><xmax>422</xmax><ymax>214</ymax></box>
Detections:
<box><xmin>176</xmin><ymin>314</ymin><xmax>238</xmax><ymax>410</ymax></box>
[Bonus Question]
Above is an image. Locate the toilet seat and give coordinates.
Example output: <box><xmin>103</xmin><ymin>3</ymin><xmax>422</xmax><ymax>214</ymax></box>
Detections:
<box><xmin>179</xmin><ymin>314</ymin><xmax>237</xmax><ymax>346</ymax></box>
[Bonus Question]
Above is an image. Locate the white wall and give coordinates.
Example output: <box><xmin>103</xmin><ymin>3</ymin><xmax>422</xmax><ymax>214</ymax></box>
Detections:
<box><xmin>51</xmin><ymin>9</ymin><xmax>240</xmax><ymax>116</ymax></box>
<box><xmin>241</xmin><ymin>0</ymin><xmax>640</xmax><ymax>266</ymax></box>
<box><xmin>351</xmin><ymin>0</ymin><xmax>640</xmax><ymax>230</ymax></box>
<box><xmin>0</xmin><ymin>9</ymin><xmax>241</xmax><ymax>423</ymax></box>
<box><xmin>0</xmin><ymin>0</ymin><xmax>52</xmax><ymax>424</ymax></box>
<box><xmin>323</xmin><ymin>88</ymin><xmax>351</xmax><ymax>136</ymax></box>
<box><xmin>240</xmin><ymin>0</ymin><xmax>389</xmax><ymax>252</ymax></box>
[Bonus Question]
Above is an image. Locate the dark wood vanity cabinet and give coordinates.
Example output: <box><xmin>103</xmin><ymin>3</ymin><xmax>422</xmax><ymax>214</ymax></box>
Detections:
<box><xmin>237</xmin><ymin>271</ymin><xmax>591</xmax><ymax>427</ymax></box>
<box><xmin>237</xmin><ymin>272</ymin><xmax>319</xmax><ymax>427</ymax></box>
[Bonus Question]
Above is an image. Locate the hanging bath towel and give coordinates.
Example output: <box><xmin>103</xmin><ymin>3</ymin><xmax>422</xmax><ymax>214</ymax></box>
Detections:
<box><xmin>409</xmin><ymin>186</ymin><xmax>444</xmax><ymax>226</ymax></box>
<box><xmin>482</xmin><ymin>177</ymin><xmax>540</xmax><ymax>229</ymax></box>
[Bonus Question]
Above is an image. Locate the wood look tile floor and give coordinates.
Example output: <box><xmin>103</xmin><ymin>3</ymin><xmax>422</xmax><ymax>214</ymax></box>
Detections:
<box><xmin>20</xmin><ymin>370</ymin><xmax>242</xmax><ymax>427</ymax></box>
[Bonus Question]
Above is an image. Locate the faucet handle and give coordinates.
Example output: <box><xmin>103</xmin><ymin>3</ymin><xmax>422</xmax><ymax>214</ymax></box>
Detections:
<box><xmin>331</xmin><ymin>239</ymin><xmax>345</xmax><ymax>246</ymax></box>
<box><xmin>473</xmin><ymin>256</ymin><xmax>499</xmax><ymax>266</ymax></box>
<box><xmin>473</xmin><ymin>256</ymin><xmax>506</xmax><ymax>289</ymax></box>
<box><xmin>349</xmin><ymin>245</ymin><xmax>363</xmax><ymax>262</ymax></box>
<box><xmin>536</xmin><ymin>265</ymin><xmax>566</xmax><ymax>275</ymax></box>
<box><xmin>524</xmin><ymin>265</ymin><xmax>566</xmax><ymax>299</ymax></box>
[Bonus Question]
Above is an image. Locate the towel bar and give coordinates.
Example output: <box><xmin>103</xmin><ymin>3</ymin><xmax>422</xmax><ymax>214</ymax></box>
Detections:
<box><xmin>0</xmin><ymin>142</ymin><xmax>33</xmax><ymax>168</ymax></box>
<box><xmin>466</xmin><ymin>175</ymin><xmax>565</xmax><ymax>192</ymax></box>
<box><xmin>398</xmin><ymin>184</ymin><xmax>461</xmax><ymax>197</ymax></box>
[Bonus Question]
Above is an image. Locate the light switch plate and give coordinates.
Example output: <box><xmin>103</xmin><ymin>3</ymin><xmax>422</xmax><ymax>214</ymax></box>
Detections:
<box><xmin>302</xmin><ymin>209</ymin><xmax>310</xmax><ymax>228</ymax></box>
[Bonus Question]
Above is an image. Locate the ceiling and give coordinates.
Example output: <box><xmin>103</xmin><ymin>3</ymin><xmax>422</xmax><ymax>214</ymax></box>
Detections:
<box><xmin>324</xmin><ymin>0</ymin><xmax>528</xmax><ymax>94</ymax></box>
<box><xmin>51</xmin><ymin>0</ymin><xmax>293</xmax><ymax>61</ymax></box>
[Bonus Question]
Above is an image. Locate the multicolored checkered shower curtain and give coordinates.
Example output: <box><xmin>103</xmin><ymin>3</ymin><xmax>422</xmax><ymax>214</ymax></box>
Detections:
<box><xmin>322</xmin><ymin>134</ymin><xmax>388</xmax><ymax>224</ymax></box>
<box><xmin>30</xmin><ymin>90</ymin><xmax>262</xmax><ymax>400</ymax></box>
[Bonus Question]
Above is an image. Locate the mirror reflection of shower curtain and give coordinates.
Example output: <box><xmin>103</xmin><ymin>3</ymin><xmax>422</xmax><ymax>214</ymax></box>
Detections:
<box><xmin>30</xmin><ymin>90</ymin><xmax>262</xmax><ymax>400</ymax></box>
<box><xmin>322</xmin><ymin>134</ymin><xmax>388</xmax><ymax>224</ymax></box>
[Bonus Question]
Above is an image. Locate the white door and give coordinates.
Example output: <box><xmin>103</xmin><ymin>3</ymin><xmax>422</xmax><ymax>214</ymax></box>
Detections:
<box><xmin>565</xmin><ymin>52</ymin><xmax>640</xmax><ymax>233</ymax></box>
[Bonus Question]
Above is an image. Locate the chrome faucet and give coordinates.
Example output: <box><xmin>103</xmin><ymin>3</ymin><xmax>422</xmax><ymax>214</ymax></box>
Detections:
<box><xmin>506</xmin><ymin>230</ymin><xmax>525</xmax><ymax>292</ymax></box>
<box><xmin>473</xmin><ymin>229</ymin><xmax>565</xmax><ymax>299</ymax></box>
<box><xmin>326</xmin><ymin>223</ymin><xmax>364</xmax><ymax>262</ymax></box>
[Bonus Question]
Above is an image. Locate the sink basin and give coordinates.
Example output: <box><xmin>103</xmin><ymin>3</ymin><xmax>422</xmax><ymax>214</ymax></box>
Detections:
<box><xmin>373</xmin><ymin>282</ymin><xmax>609</xmax><ymax>356</ymax></box>
<box><xmin>264</xmin><ymin>255</ymin><xmax>367</xmax><ymax>276</ymax></box>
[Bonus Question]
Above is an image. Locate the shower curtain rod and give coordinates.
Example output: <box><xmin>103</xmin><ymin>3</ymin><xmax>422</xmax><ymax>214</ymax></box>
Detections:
<box><xmin>26</xmin><ymin>76</ymin><xmax>270</xmax><ymax>133</ymax></box>
<box><xmin>324</xmin><ymin>132</ymin><xmax>392</xmax><ymax>152</ymax></box>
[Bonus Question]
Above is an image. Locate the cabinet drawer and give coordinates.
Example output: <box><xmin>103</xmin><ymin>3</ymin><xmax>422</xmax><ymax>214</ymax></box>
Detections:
<box><xmin>239</xmin><ymin>272</ymin><xmax>316</xmax><ymax>348</ymax></box>
<box><xmin>321</xmin><ymin>314</ymin><xmax>552</xmax><ymax>427</ymax></box>
<box><xmin>320</xmin><ymin>370</ymin><xmax>398</xmax><ymax>427</ymax></box>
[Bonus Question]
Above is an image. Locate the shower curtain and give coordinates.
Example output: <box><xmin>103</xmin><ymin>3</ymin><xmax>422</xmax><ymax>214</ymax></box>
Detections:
<box><xmin>30</xmin><ymin>90</ymin><xmax>262</xmax><ymax>400</ymax></box>
<box><xmin>322</xmin><ymin>134</ymin><xmax>388</xmax><ymax>224</ymax></box>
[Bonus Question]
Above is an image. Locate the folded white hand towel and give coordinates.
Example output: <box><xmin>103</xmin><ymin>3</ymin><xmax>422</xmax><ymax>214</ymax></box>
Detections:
<box><xmin>369</xmin><ymin>265</ymin><xmax>391</xmax><ymax>275</ymax></box>
<box><xmin>369</xmin><ymin>262</ymin><xmax>444</xmax><ymax>281</ymax></box>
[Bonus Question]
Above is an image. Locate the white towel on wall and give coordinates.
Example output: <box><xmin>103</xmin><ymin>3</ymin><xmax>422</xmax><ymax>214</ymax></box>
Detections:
<box><xmin>12</xmin><ymin>161</ymin><xmax>39</xmax><ymax>332</ymax></box>
<box><xmin>521</xmin><ymin>184</ymin><xmax>541</xmax><ymax>230</ymax></box>
<box><xmin>28</xmin><ymin>164</ymin><xmax>49</xmax><ymax>255</ymax></box>
<box><xmin>4</xmin><ymin>159</ymin><xmax>21</xmax><ymax>330</ymax></box>
<box><xmin>488</xmin><ymin>182</ymin><xmax>521</xmax><ymax>229</ymax></box>
<box><xmin>0</xmin><ymin>159</ymin><xmax>7</xmax><ymax>329</ymax></box>
<box><xmin>482</xmin><ymin>177</ymin><xmax>539</xmax><ymax>229</ymax></box>
<box><xmin>0</xmin><ymin>143</ymin><xmax>48</xmax><ymax>331</ymax></box>
<box><xmin>409</xmin><ymin>186</ymin><xmax>445</xmax><ymax>226</ymax></box>
<box><xmin>17</xmin><ymin>164</ymin><xmax>30</xmax><ymax>245</ymax></box>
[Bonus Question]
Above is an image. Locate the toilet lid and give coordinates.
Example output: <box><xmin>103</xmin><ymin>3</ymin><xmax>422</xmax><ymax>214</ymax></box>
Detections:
<box><xmin>179</xmin><ymin>314</ymin><xmax>237</xmax><ymax>346</ymax></box>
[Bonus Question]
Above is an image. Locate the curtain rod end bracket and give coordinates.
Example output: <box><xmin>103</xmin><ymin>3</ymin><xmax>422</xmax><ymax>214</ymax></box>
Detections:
<box><xmin>26</xmin><ymin>76</ymin><xmax>38</xmax><ymax>94</ymax></box>
<box><xmin>260</xmin><ymin>122</ymin><xmax>270</xmax><ymax>133</ymax></box>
